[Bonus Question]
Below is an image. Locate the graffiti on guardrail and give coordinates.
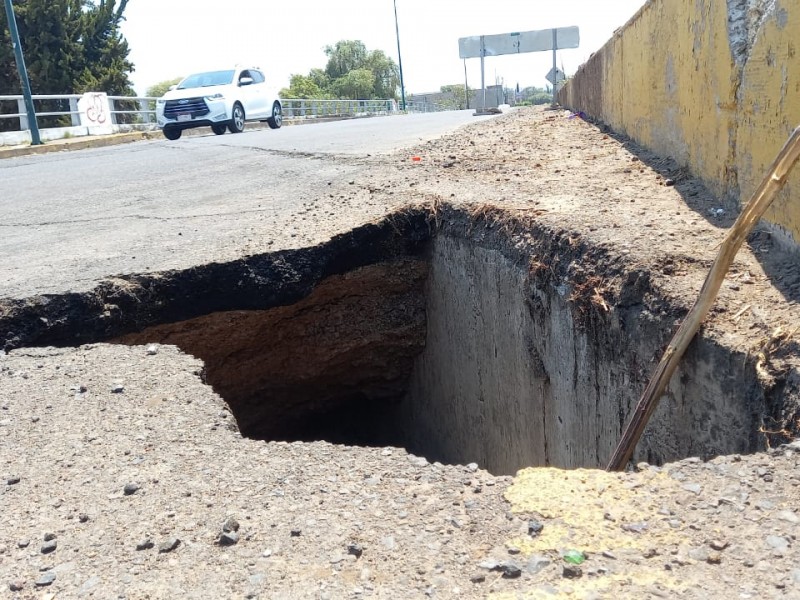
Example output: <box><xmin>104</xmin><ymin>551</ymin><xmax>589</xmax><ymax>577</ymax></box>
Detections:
<box><xmin>78</xmin><ymin>93</ymin><xmax>113</xmax><ymax>133</ymax></box>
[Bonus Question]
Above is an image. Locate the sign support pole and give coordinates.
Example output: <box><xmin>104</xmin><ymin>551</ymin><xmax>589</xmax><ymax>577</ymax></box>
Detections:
<box><xmin>463</xmin><ymin>59</ymin><xmax>469</xmax><ymax>110</ymax></box>
<box><xmin>3</xmin><ymin>0</ymin><xmax>41</xmax><ymax>144</ymax></box>
<box><xmin>480</xmin><ymin>36</ymin><xmax>486</xmax><ymax>111</ymax></box>
<box><xmin>551</xmin><ymin>29</ymin><xmax>558</xmax><ymax>107</ymax></box>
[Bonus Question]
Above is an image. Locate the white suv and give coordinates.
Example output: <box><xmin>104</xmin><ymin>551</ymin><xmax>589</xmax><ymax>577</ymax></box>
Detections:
<box><xmin>156</xmin><ymin>67</ymin><xmax>282</xmax><ymax>140</ymax></box>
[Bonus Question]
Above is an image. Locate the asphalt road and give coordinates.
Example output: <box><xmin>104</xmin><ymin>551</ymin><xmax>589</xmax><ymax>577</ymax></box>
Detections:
<box><xmin>0</xmin><ymin>111</ymin><xmax>491</xmax><ymax>299</ymax></box>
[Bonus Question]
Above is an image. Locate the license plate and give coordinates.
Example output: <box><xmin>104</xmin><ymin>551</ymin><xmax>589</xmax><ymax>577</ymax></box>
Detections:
<box><xmin>176</xmin><ymin>113</ymin><xmax>192</xmax><ymax>122</ymax></box>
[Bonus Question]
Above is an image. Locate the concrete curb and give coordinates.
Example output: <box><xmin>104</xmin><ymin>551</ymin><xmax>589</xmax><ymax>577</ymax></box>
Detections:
<box><xmin>0</xmin><ymin>131</ymin><xmax>155</xmax><ymax>160</ymax></box>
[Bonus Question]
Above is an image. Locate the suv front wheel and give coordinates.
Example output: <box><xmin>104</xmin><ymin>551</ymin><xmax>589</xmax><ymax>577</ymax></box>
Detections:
<box><xmin>163</xmin><ymin>127</ymin><xmax>182</xmax><ymax>140</ymax></box>
<box><xmin>228</xmin><ymin>103</ymin><xmax>245</xmax><ymax>133</ymax></box>
<box><xmin>267</xmin><ymin>102</ymin><xmax>282</xmax><ymax>129</ymax></box>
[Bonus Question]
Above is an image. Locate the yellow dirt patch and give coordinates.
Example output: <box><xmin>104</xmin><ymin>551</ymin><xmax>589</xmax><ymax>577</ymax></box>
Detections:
<box><xmin>499</xmin><ymin>467</ymin><xmax>700</xmax><ymax>596</ymax></box>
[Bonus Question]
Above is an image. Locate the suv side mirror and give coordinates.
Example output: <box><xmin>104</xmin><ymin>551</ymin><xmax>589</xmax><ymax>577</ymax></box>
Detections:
<box><xmin>239</xmin><ymin>77</ymin><xmax>254</xmax><ymax>86</ymax></box>
<box><xmin>168</xmin><ymin>84</ymin><xmax>177</xmax><ymax>91</ymax></box>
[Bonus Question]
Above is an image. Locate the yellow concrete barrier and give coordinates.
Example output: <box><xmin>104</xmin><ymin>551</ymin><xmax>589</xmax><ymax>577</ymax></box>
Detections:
<box><xmin>560</xmin><ymin>0</ymin><xmax>800</xmax><ymax>247</ymax></box>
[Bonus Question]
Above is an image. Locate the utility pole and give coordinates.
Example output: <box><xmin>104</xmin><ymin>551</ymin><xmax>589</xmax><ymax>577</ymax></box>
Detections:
<box><xmin>3</xmin><ymin>0</ymin><xmax>41</xmax><ymax>144</ymax></box>
<box><xmin>393</xmin><ymin>0</ymin><xmax>406</xmax><ymax>111</ymax></box>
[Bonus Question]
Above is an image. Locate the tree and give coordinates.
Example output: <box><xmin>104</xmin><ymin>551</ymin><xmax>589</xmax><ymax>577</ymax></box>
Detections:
<box><xmin>279</xmin><ymin>73</ymin><xmax>328</xmax><ymax>100</ymax></box>
<box><xmin>0</xmin><ymin>0</ymin><xmax>135</xmax><ymax>95</ymax></box>
<box><xmin>330</xmin><ymin>68</ymin><xmax>375</xmax><ymax>100</ymax></box>
<box><xmin>146</xmin><ymin>77</ymin><xmax>182</xmax><ymax>99</ymax></box>
<box><xmin>519</xmin><ymin>86</ymin><xmax>553</xmax><ymax>106</ymax></box>
<box><xmin>280</xmin><ymin>40</ymin><xmax>399</xmax><ymax>101</ymax></box>
<box><xmin>324</xmin><ymin>40</ymin><xmax>369</xmax><ymax>80</ymax></box>
<box><xmin>364</xmin><ymin>49</ymin><xmax>398</xmax><ymax>99</ymax></box>
<box><xmin>439</xmin><ymin>84</ymin><xmax>471</xmax><ymax>110</ymax></box>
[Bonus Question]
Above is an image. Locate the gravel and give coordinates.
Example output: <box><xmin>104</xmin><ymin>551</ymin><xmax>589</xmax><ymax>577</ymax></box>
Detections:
<box><xmin>2</xmin><ymin>108</ymin><xmax>800</xmax><ymax>598</ymax></box>
<box><xmin>2</xmin><ymin>343</ymin><xmax>800</xmax><ymax>597</ymax></box>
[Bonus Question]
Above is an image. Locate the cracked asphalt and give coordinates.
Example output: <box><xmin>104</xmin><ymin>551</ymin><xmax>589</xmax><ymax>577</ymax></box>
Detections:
<box><xmin>0</xmin><ymin>111</ymin><xmax>488</xmax><ymax>299</ymax></box>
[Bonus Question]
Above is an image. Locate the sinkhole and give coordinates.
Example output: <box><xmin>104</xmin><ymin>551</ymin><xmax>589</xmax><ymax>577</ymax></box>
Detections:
<box><xmin>4</xmin><ymin>205</ymin><xmax>796</xmax><ymax>475</ymax></box>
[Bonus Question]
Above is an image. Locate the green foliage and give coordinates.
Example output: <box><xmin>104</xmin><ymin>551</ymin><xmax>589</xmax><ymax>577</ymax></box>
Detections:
<box><xmin>279</xmin><ymin>73</ymin><xmax>329</xmax><ymax>100</ymax></box>
<box><xmin>517</xmin><ymin>86</ymin><xmax>553</xmax><ymax>106</ymax></box>
<box><xmin>324</xmin><ymin>40</ymin><xmax>368</xmax><ymax>80</ymax></box>
<box><xmin>146</xmin><ymin>77</ymin><xmax>182</xmax><ymax>99</ymax></box>
<box><xmin>0</xmin><ymin>0</ymin><xmax>134</xmax><ymax>95</ymax></box>
<box><xmin>281</xmin><ymin>39</ymin><xmax>399</xmax><ymax>100</ymax></box>
<box><xmin>439</xmin><ymin>84</ymin><xmax>471</xmax><ymax>110</ymax></box>
<box><xmin>330</xmin><ymin>68</ymin><xmax>374</xmax><ymax>100</ymax></box>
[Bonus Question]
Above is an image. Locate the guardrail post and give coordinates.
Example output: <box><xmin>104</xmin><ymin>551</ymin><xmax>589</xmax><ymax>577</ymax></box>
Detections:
<box><xmin>69</xmin><ymin>97</ymin><xmax>80</xmax><ymax>126</ymax></box>
<box><xmin>108</xmin><ymin>96</ymin><xmax>118</xmax><ymax>125</ymax></box>
<box><xmin>16</xmin><ymin>98</ymin><xmax>28</xmax><ymax>130</ymax></box>
<box><xmin>138</xmin><ymin>99</ymin><xmax>150</xmax><ymax>123</ymax></box>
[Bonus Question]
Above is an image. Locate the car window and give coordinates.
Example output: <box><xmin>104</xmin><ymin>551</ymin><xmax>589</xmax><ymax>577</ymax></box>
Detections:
<box><xmin>250</xmin><ymin>70</ymin><xmax>265</xmax><ymax>84</ymax></box>
<box><xmin>178</xmin><ymin>70</ymin><xmax>236</xmax><ymax>89</ymax></box>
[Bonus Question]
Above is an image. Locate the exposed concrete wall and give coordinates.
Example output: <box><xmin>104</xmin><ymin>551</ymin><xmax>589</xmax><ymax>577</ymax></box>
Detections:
<box><xmin>399</xmin><ymin>233</ymin><xmax>763</xmax><ymax>475</ymax></box>
<box><xmin>560</xmin><ymin>0</ymin><xmax>800</xmax><ymax>248</ymax></box>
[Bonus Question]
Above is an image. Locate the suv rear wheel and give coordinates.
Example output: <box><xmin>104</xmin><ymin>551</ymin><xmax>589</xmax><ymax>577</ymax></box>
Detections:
<box><xmin>228</xmin><ymin>103</ymin><xmax>245</xmax><ymax>133</ymax></box>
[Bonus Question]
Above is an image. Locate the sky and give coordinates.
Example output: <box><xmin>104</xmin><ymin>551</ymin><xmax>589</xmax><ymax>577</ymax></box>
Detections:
<box><xmin>120</xmin><ymin>0</ymin><xmax>647</xmax><ymax>97</ymax></box>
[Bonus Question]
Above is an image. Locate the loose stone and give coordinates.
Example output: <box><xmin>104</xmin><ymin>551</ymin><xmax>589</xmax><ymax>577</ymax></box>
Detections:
<box><xmin>158</xmin><ymin>538</ymin><xmax>180</xmax><ymax>553</ymax></box>
<box><xmin>710</xmin><ymin>540</ymin><xmax>728</xmax><ymax>551</ymax></box>
<box><xmin>528</xmin><ymin>520</ymin><xmax>544</xmax><ymax>536</ymax></box>
<box><xmin>499</xmin><ymin>562</ymin><xmax>522</xmax><ymax>579</ymax></box>
<box><xmin>41</xmin><ymin>540</ymin><xmax>57</xmax><ymax>554</ymax></box>
<box><xmin>682</xmin><ymin>483</ymin><xmax>702</xmax><ymax>495</ymax></box>
<box><xmin>622</xmin><ymin>522</ymin><xmax>649</xmax><ymax>534</ymax></box>
<box><xmin>218</xmin><ymin>531</ymin><xmax>240</xmax><ymax>546</ymax></box>
<box><xmin>778</xmin><ymin>511</ymin><xmax>799</xmax><ymax>524</ymax></box>
<box><xmin>563</xmin><ymin>564</ymin><xmax>583</xmax><ymax>579</ymax></box>
<box><xmin>766</xmin><ymin>536</ymin><xmax>789</xmax><ymax>552</ymax></box>
<box><xmin>34</xmin><ymin>572</ymin><xmax>56</xmax><ymax>587</ymax></box>
<box><xmin>123</xmin><ymin>483</ymin><xmax>140</xmax><ymax>496</ymax></box>
<box><xmin>222</xmin><ymin>517</ymin><xmax>240</xmax><ymax>533</ymax></box>
<box><xmin>136</xmin><ymin>539</ymin><xmax>154</xmax><ymax>551</ymax></box>
<box><xmin>526</xmin><ymin>556</ymin><xmax>551</xmax><ymax>575</ymax></box>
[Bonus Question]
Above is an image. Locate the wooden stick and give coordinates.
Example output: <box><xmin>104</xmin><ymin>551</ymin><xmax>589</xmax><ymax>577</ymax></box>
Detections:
<box><xmin>607</xmin><ymin>126</ymin><xmax>800</xmax><ymax>471</ymax></box>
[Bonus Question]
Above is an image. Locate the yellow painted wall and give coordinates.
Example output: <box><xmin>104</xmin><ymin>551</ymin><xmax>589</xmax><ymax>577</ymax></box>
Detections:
<box><xmin>736</xmin><ymin>5</ymin><xmax>800</xmax><ymax>243</ymax></box>
<box><xmin>561</xmin><ymin>0</ymin><xmax>800</xmax><ymax>246</ymax></box>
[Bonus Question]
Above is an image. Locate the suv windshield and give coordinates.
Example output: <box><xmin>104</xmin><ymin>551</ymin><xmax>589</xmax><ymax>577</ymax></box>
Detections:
<box><xmin>178</xmin><ymin>70</ymin><xmax>236</xmax><ymax>90</ymax></box>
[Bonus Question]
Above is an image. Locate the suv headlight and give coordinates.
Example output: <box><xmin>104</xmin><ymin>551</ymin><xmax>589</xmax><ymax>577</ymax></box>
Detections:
<box><xmin>205</xmin><ymin>93</ymin><xmax>224</xmax><ymax>101</ymax></box>
<box><xmin>156</xmin><ymin>98</ymin><xmax>165</xmax><ymax>104</ymax></box>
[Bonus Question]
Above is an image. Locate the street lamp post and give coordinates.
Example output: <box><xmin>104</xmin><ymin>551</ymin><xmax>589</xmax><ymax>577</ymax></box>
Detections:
<box><xmin>393</xmin><ymin>0</ymin><xmax>406</xmax><ymax>111</ymax></box>
<box><xmin>3</xmin><ymin>0</ymin><xmax>41</xmax><ymax>144</ymax></box>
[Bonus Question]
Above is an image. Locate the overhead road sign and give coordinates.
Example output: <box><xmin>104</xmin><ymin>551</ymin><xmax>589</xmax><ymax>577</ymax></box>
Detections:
<box><xmin>458</xmin><ymin>27</ymin><xmax>580</xmax><ymax>59</ymax></box>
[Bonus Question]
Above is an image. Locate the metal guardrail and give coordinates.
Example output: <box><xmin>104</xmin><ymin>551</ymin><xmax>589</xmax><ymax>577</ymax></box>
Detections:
<box><xmin>0</xmin><ymin>95</ymin><xmax>156</xmax><ymax>129</ymax></box>
<box><xmin>0</xmin><ymin>94</ymin><xmax>449</xmax><ymax>133</ymax></box>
